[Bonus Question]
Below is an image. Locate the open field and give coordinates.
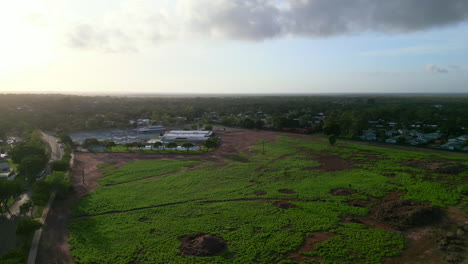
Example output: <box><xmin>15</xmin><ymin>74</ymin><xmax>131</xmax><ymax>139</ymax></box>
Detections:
<box><xmin>38</xmin><ymin>130</ymin><xmax>467</xmax><ymax>264</ymax></box>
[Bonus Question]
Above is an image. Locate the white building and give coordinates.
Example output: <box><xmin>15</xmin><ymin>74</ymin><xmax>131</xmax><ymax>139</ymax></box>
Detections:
<box><xmin>162</xmin><ymin>130</ymin><xmax>213</xmax><ymax>144</ymax></box>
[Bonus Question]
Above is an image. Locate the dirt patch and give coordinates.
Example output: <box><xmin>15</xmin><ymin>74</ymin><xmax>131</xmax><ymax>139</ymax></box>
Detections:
<box><xmin>287</xmin><ymin>232</ymin><xmax>335</xmax><ymax>262</ymax></box>
<box><xmin>179</xmin><ymin>233</ymin><xmax>227</xmax><ymax>257</ymax></box>
<box><xmin>278</xmin><ymin>189</ymin><xmax>296</xmax><ymax>194</ymax></box>
<box><xmin>138</xmin><ymin>217</ymin><xmax>150</xmax><ymax>222</ymax></box>
<box><xmin>436</xmin><ymin>224</ymin><xmax>467</xmax><ymax>264</ymax></box>
<box><xmin>316</xmin><ymin>155</ymin><xmax>353</xmax><ymax>171</ymax></box>
<box><xmin>254</xmin><ymin>190</ymin><xmax>267</xmax><ymax>196</ymax></box>
<box><xmin>331</xmin><ymin>188</ymin><xmax>357</xmax><ymax>196</ymax></box>
<box><xmin>403</xmin><ymin>160</ymin><xmax>467</xmax><ymax>175</ymax></box>
<box><xmin>273</xmin><ymin>201</ymin><xmax>296</xmax><ymax>209</ymax></box>
<box><xmin>373</xmin><ymin>199</ymin><xmax>443</xmax><ymax>230</ymax></box>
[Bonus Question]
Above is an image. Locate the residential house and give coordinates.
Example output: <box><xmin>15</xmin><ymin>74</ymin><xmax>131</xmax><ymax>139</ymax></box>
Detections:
<box><xmin>0</xmin><ymin>160</ymin><xmax>12</xmax><ymax>178</ymax></box>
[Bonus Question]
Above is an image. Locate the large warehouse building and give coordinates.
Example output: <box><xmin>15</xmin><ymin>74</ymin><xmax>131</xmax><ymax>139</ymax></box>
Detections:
<box><xmin>162</xmin><ymin>130</ymin><xmax>214</xmax><ymax>144</ymax></box>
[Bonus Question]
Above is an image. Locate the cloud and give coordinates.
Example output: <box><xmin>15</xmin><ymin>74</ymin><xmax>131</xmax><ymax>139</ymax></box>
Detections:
<box><xmin>66</xmin><ymin>22</ymin><xmax>137</xmax><ymax>52</ymax></box>
<box><xmin>181</xmin><ymin>0</ymin><xmax>468</xmax><ymax>39</ymax></box>
<box><xmin>180</xmin><ymin>0</ymin><xmax>282</xmax><ymax>40</ymax></box>
<box><xmin>426</xmin><ymin>64</ymin><xmax>449</xmax><ymax>74</ymax></box>
<box><xmin>64</xmin><ymin>0</ymin><xmax>468</xmax><ymax>50</ymax></box>
<box><xmin>284</xmin><ymin>0</ymin><xmax>468</xmax><ymax>37</ymax></box>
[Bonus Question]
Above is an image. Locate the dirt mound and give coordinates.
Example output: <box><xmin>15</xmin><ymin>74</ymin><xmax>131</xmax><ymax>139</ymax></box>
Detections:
<box><xmin>373</xmin><ymin>200</ymin><xmax>442</xmax><ymax>230</ymax></box>
<box><xmin>179</xmin><ymin>233</ymin><xmax>227</xmax><ymax>256</ymax></box>
<box><xmin>403</xmin><ymin>160</ymin><xmax>467</xmax><ymax>175</ymax></box>
<box><xmin>278</xmin><ymin>189</ymin><xmax>295</xmax><ymax>194</ymax></box>
<box><xmin>331</xmin><ymin>188</ymin><xmax>357</xmax><ymax>196</ymax></box>
<box><xmin>254</xmin><ymin>190</ymin><xmax>267</xmax><ymax>196</ymax></box>
<box><xmin>273</xmin><ymin>201</ymin><xmax>296</xmax><ymax>209</ymax></box>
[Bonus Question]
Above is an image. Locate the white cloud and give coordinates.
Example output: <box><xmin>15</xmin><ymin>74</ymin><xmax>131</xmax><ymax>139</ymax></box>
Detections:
<box><xmin>426</xmin><ymin>64</ymin><xmax>449</xmax><ymax>74</ymax></box>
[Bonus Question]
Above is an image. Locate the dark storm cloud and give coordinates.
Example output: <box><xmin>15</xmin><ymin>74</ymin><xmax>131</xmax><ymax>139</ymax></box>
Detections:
<box><xmin>283</xmin><ymin>0</ymin><xmax>468</xmax><ymax>37</ymax></box>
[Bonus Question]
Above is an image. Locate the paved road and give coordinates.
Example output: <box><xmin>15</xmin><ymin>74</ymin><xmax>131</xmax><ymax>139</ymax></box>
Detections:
<box><xmin>41</xmin><ymin>132</ymin><xmax>64</xmax><ymax>161</ymax></box>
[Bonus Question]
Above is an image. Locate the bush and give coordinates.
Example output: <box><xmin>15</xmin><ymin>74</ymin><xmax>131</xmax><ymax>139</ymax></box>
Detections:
<box><xmin>52</xmin><ymin>160</ymin><xmax>70</xmax><ymax>171</ymax></box>
<box><xmin>0</xmin><ymin>248</ymin><xmax>27</xmax><ymax>264</ymax></box>
<box><xmin>16</xmin><ymin>218</ymin><xmax>42</xmax><ymax>236</ymax></box>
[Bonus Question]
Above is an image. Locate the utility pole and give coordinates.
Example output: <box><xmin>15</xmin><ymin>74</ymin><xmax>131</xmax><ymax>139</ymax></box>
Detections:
<box><xmin>82</xmin><ymin>166</ymin><xmax>86</xmax><ymax>185</ymax></box>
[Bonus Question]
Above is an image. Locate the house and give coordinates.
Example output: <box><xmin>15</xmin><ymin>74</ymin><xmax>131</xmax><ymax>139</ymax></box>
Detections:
<box><xmin>440</xmin><ymin>135</ymin><xmax>468</xmax><ymax>151</ymax></box>
<box><xmin>385</xmin><ymin>130</ymin><xmax>398</xmax><ymax>137</ymax></box>
<box><xmin>361</xmin><ymin>129</ymin><xmax>377</xmax><ymax>141</ymax></box>
<box><xmin>0</xmin><ymin>160</ymin><xmax>12</xmax><ymax>178</ymax></box>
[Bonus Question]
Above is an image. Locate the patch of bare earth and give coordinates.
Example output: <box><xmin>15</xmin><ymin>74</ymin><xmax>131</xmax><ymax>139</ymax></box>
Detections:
<box><xmin>316</xmin><ymin>155</ymin><xmax>353</xmax><ymax>171</ymax></box>
<box><xmin>344</xmin><ymin>191</ymin><xmax>467</xmax><ymax>264</ymax></box>
<box><xmin>403</xmin><ymin>160</ymin><xmax>468</xmax><ymax>175</ymax></box>
<box><xmin>273</xmin><ymin>201</ymin><xmax>296</xmax><ymax>209</ymax></box>
<box><xmin>179</xmin><ymin>233</ymin><xmax>227</xmax><ymax>256</ymax></box>
<box><xmin>373</xmin><ymin>199</ymin><xmax>443</xmax><ymax>230</ymax></box>
<box><xmin>278</xmin><ymin>189</ymin><xmax>296</xmax><ymax>194</ymax></box>
<box><xmin>331</xmin><ymin>188</ymin><xmax>357</xmax><ymax>196</ymax></box>
<box><xmin>254</xmin><ymin>190</ymin><xmax>267</xmax><ymax>196</ymax></box>
<box><xmin>287</xmin><ymin>232</ymin><xmax>336</xmax><ymax>263</ymax></box>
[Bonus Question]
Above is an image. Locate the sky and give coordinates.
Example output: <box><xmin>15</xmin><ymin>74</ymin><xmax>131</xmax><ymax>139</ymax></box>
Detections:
<box><xmin>1</xmin><ymin>0</ymin><xmax>468</xmax><ymax>94</ymax></box>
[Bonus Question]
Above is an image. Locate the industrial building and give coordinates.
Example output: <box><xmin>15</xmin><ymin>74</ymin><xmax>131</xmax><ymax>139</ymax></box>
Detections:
<box><xmin>162</xmin><ymin>130</ymin><xmax>213</xmax><ymax>144</ymax></box>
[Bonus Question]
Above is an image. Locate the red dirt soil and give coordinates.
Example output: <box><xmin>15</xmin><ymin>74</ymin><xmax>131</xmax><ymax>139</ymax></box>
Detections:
<box><xmin>331</xmin><ymin>188</ymin><xmax>357</xmax><ymax>196</ymax></box>
<box><xmin>273</xmin><ymin>201</ymin><xmax>296</xmax><ymax>209</ymax></box>
<box><xmin>316</xmin><ymin>155</ymin><xmax>353</xmax><ymax>171</ymax></box>
<box><xmin>278</xmin><ymin>189</ymin><xmax>296</xmax><ymax>194</ymax></box>
<box><xmin>179</xmin><ymin>233</ymin><xmax>227</xmax><ymax>256</ymax></box>
<box><xmin>254</xmin><ymin>190</ymin><xmax>267</xmax><ymax>196</ymax></box>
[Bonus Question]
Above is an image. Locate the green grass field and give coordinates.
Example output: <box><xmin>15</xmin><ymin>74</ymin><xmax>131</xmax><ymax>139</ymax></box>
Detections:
<box><xmin>69</xmin><ymin>136</ymin><xmax>467</xmax><ymax>264</ymax></box>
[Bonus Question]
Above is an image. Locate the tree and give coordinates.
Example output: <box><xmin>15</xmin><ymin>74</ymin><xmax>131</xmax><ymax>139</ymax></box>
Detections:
<box><xmin>240</xmin><ymin>118</ymin><xmax>256</xmax><ymax>129</ymax></box>
<box><xmin>153</xmin><ymin>141</ymin><xmax>163</xmax><ymax>150</ymax></box>
<box><xmin>124</xmin><ymin>143</ymin><xmax>133</xmax><ymax>151</ymax></box>
<box><xmin>19</xmin><ymin>201</ymin><xmax>34</xmax><ymax>216</ymax></box>
<box><xmin>136</xmin><ymin>143</ymin><xmax>145</xmax><ymax>149</ymax></box>
<box><xmin>203</xmin><ymin>137</ymin><xmax>219</xmax><ymax>150</ymax></box>
<box><xmin>18</xmin><ymin>155</ymin><xmax>47</xmax><ymax>177</ymax></box>
<box><xmin>324</xmin><ymin>123</ymin><xmax>341</xmax><ymax>136</ymax></box>
<box><xmin>81</xmin><ymin>138</ymin><xmax>100</xmax><ymax>149</ymax></box>
<box><xmin>329</xmin><ymin>135</ymin><xmax>337</xmax><ymax>145</ymax></box>
<box><xmin>166</xmin><ymin>142</ymin><xmax>178</xmax><ymax>151</ymax></box>
<box><xmin>31</xmin><ymin>180</ymin><xmax>51</xmax><ymax>206</ymax></box>
<box><xmin>396</xmin><ymin>136</ymin><xmax>406</xmax><ymax>144</ymax></box>
<box><xmin>204</xmin><ymin>125</ymin><xmax>213</xmax><ymax>131</ymax></box>
<box><xmin>16</xmin><ymin>218</ymin><xmax>42</xmax><ymax>236</ymax></box>
<box><xmin>51</xmin><ymin>160</ymin><xmax>70</xmax><ymax>172</ymax></box>
<box><xmin>46</xmin><ymin>171</ymin><xmax>72</xmax><ymax>199</ymax></box>
<box><xmin>181</xmin><ymin>142</ymin><xmax>194</xmax><ymax>152</ymax></box>
<box><xmin>8</xmin><ymin>143</ymin><xmax>46</xmax><ymax>163</ymax></box>
<box><xmin>0</xmin><ymin>180</ymin><xmax>22</xmax><ymax>216</ymax></box>
<box><xmin>103</xmin><ymin>140</ymin><xmax>116</xmax><ymax>152</ymax></box>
